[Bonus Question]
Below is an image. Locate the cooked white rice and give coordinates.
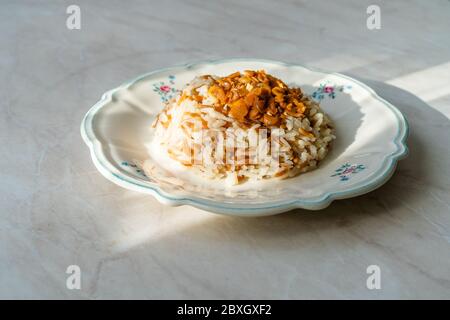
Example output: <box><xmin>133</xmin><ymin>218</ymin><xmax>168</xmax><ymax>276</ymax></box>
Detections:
<box><xmin>151</xmin><ymin>73</ymin><xmax>335</xmax><ymax>185</ymax></box>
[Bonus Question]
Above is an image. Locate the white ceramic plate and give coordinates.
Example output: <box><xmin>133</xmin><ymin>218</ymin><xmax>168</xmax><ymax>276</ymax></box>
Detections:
<box><xmin>81</xmin><ymin>59</ymin><xmax>408</xmax><ymax>216</ymax></box>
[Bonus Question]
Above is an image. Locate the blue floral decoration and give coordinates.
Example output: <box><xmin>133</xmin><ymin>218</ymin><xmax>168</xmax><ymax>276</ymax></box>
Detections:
<box><xmin>331</xmin><ymin>163</ymin><xmax>366</xmax><ymax>181</ymax></box>
<box><xmin>121</xmin><ymin>161</ymin><xmax>148</xmax><ymax>179</ymax></box>
<box><xmin>311</xmin><ymin>82</ymin><xmax>352</xmax><ymax>101</ymax></box>
<box><xmin>152</xmin><ymin>75</ymin><xmax>178</xmax><ymax>103</ymax></box>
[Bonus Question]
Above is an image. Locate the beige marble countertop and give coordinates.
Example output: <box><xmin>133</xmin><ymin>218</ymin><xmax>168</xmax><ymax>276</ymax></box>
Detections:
<box><xmin>1</xmin><ymin>0</ymin><xmax>449</xmax><ymax>299</ymax></box>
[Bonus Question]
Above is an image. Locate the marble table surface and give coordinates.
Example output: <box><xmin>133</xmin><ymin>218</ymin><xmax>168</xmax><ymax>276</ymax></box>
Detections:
<box><xmin>1</xmin><ymin>0</ymin><xmax>449</xmax><ymax>299</ymax></box>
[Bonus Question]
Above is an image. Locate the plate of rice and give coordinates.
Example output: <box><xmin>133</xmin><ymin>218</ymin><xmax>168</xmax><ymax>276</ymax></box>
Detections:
<box><xmin>81</xmin><ymin>59</ymin><xmax>408</xmax><ymax>216</ymax></box>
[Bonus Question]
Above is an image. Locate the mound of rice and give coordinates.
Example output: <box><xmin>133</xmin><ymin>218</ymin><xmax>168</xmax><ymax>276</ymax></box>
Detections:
<box><xmin>151</xmin><ymin>70</ymin><xmax>335</xmax><ymax>185</ymax></box>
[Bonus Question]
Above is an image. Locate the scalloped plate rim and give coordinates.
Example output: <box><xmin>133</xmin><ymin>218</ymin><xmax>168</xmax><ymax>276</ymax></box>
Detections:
<box><xmin>80</xmin><ymin>58</ymin><xmax>409</xmax><ymax>216</ymax></box>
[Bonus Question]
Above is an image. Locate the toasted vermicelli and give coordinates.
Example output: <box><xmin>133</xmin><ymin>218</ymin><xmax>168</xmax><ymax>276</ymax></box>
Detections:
<box><xmin>151</xmin><ymin>70</ymin><xmax>335</xmax><ymax>185</ymax></box>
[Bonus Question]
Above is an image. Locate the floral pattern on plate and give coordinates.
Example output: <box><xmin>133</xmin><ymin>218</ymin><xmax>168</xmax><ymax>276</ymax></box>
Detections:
<box><xmin>331</xmin><ymin>163</ymin><xmax>366</xmax><ymax>181</ymax></box>
<box><xmin>152</xmin><ymin>75</ymin><xmax>177</xmax><ymax>102</ymax></box>
<box><xmin>312</xmin><ymin>82</ymin><xmax>352</xmax><ymax>101</ymax></box>
<box><xmin>121</xmin><ymin>161</ymin><xmax>148</xmax><ymax>179</ymax></box>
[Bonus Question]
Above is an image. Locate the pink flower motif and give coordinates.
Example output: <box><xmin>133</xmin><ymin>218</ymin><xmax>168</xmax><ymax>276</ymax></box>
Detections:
<box><xmin>323</xmin><ymin>86</ymin><xmax>334</xmax><ymax>93</ymax></box>
<box><xmin>160</xmin><ymin>85</ymin><xmax>171</xmax><ymax>92</ymax></box>
<box><xmin>343</xmin><ymin>167</ymin><xmax>355</xmax><ymax>174</ymax></box>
